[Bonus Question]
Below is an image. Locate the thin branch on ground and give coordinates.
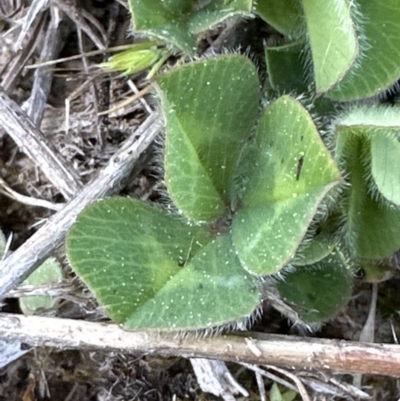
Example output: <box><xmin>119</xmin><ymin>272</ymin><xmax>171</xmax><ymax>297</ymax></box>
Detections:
<box><xmin>25</xmin><ymin>5</ymin><xmax>67</xmax><ymax>126</ymax></box>
<box><xmin>1</xmin><ymin>12</ymin><xmax>45</xmax><ymax>93</ymax></box>
<box><xmin>0</xmin><ymin>176</ymin><xmax>64</xmax><ymax>210</ymax></box>
<box><xmin>0</xmin><ymin>313</ymin><xmax>399</xmax><ymax>378</ymax></box>
<box><xmin>14</xmin><ymin>0</ymin><xmax>49</xmax><ymax>51</ymax></box>
<box><xmin>190</xmin><ymin>358</ymin><xmax>248</xmax><ymax>401</ymax></box>
<box><xmin>0</xmin><ymin>90</ymin><xmax>83</xmax><ymax>199</ymax></box>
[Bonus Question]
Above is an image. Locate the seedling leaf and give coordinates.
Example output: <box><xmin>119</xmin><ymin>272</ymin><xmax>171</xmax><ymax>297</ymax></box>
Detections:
<box><xmin>189</xmin><ymin>0</ymin><xmax>253</xmax><ymax>34</ymax></box>
<box><xmin>371</xmin><ymin>134</ymin><xmax>400</xmax><ymax>206</ymax></box>
<box><xmin>327</xmin><ymin>0</ymin><xmax>400</xmax><ymax>101</ymax></box>
<box><xmin>66</xmin><ymin>198</ymin><xmax>212</xmax><ymax>323</ymax></box>
<box><xmin>335</xmin><ymin>131</ymin><xmax>400</xmax><ymax>259</ymax></box>
<box><xmin>129</xmin><ymin>0</ymin><xmax>252</xmax><ymax>55</ymax></box>
<box><xmin>100</xmin><ymin>41</ymin><xmax>165</xmax><ymax>76</ymax></box>
<box><xmin>129</xmin><ymin>0</ymin><xmax>197</xmax><ymax>54</ymax></box>
<box><xmin>270</xmin><ymin>382</ymin><xmax>298</xmax><ymax>401</ymax></box>
<box><xmin>265</xmin><ymin>41</ymin><xmax>308</xmax><ymax>94</ymax></box>
<box><xmin>347</xmin><ymin>191</ymin><xmax>400</xmax><ymax>259</ymax></box>
<box><xmin>255</xmin><ymin>0</ymin><xmax>303</xmax><ymax>37</ymax></box>
<box><xmin>158</xmin><ymin>55</ymin><xmax>261</xmax><ymax>221</ymax></box>
<box><xmin>335</xmin><ymin>107</ymin><xmax>400</xmax><ymax>258</ymax></box>
<box><xmin>124</xmin><ymin>235</ymin><xmax>261</xmax><ymax>331</ymax></box>
<box><xmin>20</xmin><ymin>257</ymin><xmax>62</xmax><ymax>315</ymax></box>
<box><xmin>232</xmin><ymin>96</ymin><xmax>341</xmax><ymax>275</ymax></box>
<box><xmin>277</xmin><ymin>250</ymin><xmax>353</xmax><ymax>324</ymax></box>
<box><xmin>302</xmin><ymin>0</ymin><xmax>358</xmax><ymax>93</ymax></box>
<box><xmin>292</xmin><ymin>233</ymin><xmax>335</xmax><ymax>266</ymax></box>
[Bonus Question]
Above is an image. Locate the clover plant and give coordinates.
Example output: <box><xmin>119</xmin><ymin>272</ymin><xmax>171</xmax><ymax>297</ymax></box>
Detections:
<box><xmin>66</xmin><ymin>0</ymin><xmax>400</xmax><ymax>330</ymax></box>
<box><xmin>19</xmin><ymin>257</ymin><xmax>62</xmax><ymax>315</ymax></box>
<box><xmin>0</xmin><ymin>230</ymin><xmax>61</xmax><ymax>314</ymax></box>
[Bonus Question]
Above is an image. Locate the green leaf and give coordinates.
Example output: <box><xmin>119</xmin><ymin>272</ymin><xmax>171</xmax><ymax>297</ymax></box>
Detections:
<box><xmin>371</xmin><ymin>134</ymin><xmax>400</xmax><ymax>206</ymax></box>
<box><xmin>327</xmin><ymin>0</ymin><xmax>400</xmax><ymax>101</ymax></box>
<box><xmin>254</xmin><ymin>0</ymin><xmax>303</xmax><ymax>37</ymax></box>
<box><xmin>336</xmin><ymin>104</ymin><xmax>400</xmax><ymax>143</ymax></box>
<box><xmin>292</xmin><ymin>232</ymin><xmax>335</xmax><ymax>266</ymax></box>
<box><xmin>270</xmin><ymin>382</ymin><xmax>298</xmax><ymax>401</ymax></box>
<box><xmin>232</xmin><ymin>96</ymin><xmax>341</xmax><ymax>275</ymax></box>
<box><xmin>346</xmin><ymin>189</ymin><xmax>400</xmax><ymax>259</ymax></box>
<box><xmin>66</xmin><ymin>197</ymin><xmax>212</xmax><ymax>323</ymax></box>
<box><xmin>188</xmin><ymin>0</ymin><xmax>253</xmax><ymax>34</ymax></box>
<box><xmin>335</xmin><ymin>108</ymin><xmax>400</xmax><ymax>258</ymax></box>
<box><xmin>158</xmin><ymin>54</ymin><xmax>261</xmax><ymax>221</ymax></box>
<box><xmin>124</xmin><ymin>235</ymin><xmax>261</xmax><ymax>331</ymax></box>
<box><xmin>338</xmin><ymin>106</ymin><xmax>400</xmax><ymax>205</ymax></box>
<box><xmin>277</xmin><ymin>250</ymin><xmax>353</xmax><ymax>324</ymax></box>
<box><xmin>336</xmin><ymin>134</ymin><xmax>400</xmax><ymax>259</ymax></box>
<box><xmin>282</xmin><ymin>390</ymin><xmax>298</xmax><ymax>401</ymax></box>
<box><xmin>19</xmin><ymin>258</ymin><xmax>62</xmax><ymax>315</ymax></box>
<box><xmin>129</xmin><ymin>0</ymin><xmax>196</xmax><ymax>54</ymax></box>
<box><xmin>269</xmin><ymin>382</ymin><xmax>283</xmax><ymax>401</ymax></box>
<box><xmin>265</xmin><ymin>41</ymin><xmax>338</xmax><ymax>117</ymax></box>
<box><xmin>302</xmin><ymin>0</ymin><xmax>358</xmax><ymax>93</ymax></box>
<box><xmin>265</xmin><ymin>41</ymin><xmax>308</xmax><ymax>93</ymax></box>
<box><xmin>292</xmin><ymin>210</ymin><xmax>341</xmax><ymax>266</ymax></box>
<box><xmin>129</xmin><ymin>0</ymin><xmax>252</xmax><ymax>55</ymax></box>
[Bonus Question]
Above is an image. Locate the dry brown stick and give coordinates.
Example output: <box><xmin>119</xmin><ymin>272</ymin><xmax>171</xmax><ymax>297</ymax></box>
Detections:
<box><xmin>14</xmin><ymin>0</ymin><xmax>50</xmax><ymax>51</ymax></box>
<box><xmin>191</xmin><ymin>358</ymin><xmax>248</xmax><ymax>400</ymax></box>
<box><xmin>0</xmin><ymin>90</ymin><xmax>83</xmax><ymax>199</ymax></box>
<box><xmin>0</xmin><ymin>313</ymin><xmax>399</xmax><ymax>378</ymax></box>
<box><xmin>25</xmin><ymin>6</ymin><xmax>64</xmax><ymax>126</ymax></box>
<box><xmin>0</xmin><ymin>176</ymin><xmax>63</xmax><ymax>210</ymax></box>
<box><xmin>1</xmin><ymin>13</ymin><xmax>46</xmax><ymax>93</ymax></box>
<box><xmin>0</xmin><ymin>114</ymin><xmax>159</xmax><ymax>297</ymax></box>
<box><xmin>75</xmin><ymin>25</ymin><xmax>102</xmax><ymax>145</ymax></box>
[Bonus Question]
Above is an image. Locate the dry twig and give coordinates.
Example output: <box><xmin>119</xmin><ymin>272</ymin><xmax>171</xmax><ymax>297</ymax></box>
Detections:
<box><xmin>1</xmin><ymin>11</ymin><xmax>45</xmax><ymax>93</ymax></box>
<box><xmin>0</xmin><ymin>314</ymin><xmax>399</xmax><ymax>378</ymax></box>
<box><xmin>0</xmin><ymin>90</ymin><xmax>83</xmax><ymax>199</ymax></box>
<box><xmin>25</xmin><ymin>6</ymin><xmax>65</xmax><ymax>126</ymax></box>
<box><xmin>0</xmin><ymin>176</ymin><xmax>63</xmax><ymax>210</ymax></box>
<box><xmin>14</xmin><ymin>0</ymin><xmax>50</xmax><ymax>51</ymax></box>
<box><xmin>190</xmin><ymin>358</ymin><xmax>248</xmax><ymax>401</ymax></box>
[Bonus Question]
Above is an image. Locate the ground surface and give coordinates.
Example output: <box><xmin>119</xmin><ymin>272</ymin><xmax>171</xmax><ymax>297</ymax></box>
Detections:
<box><xmin>1</xmin><ymin>1</ymin><xmax>400</xmax><ymax>400</ymax></box>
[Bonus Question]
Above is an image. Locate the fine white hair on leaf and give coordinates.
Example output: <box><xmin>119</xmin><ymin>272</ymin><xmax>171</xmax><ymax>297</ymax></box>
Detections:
<box><xmin>331</xmin><ymin>0</ymin><xmax>371</xmax><ymax>92</ymax></box>
<box><xmin>168</xmin><ymin>303</ymin><xmax>264</xmax><ymax>339</ymax></box>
